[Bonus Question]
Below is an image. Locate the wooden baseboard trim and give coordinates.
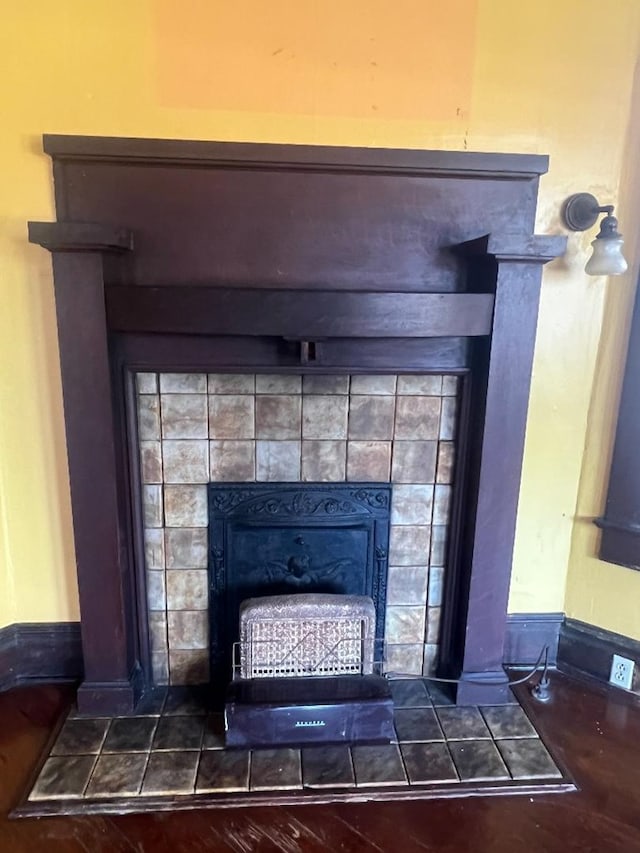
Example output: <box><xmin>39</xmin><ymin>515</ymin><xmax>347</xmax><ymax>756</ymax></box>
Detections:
<box><xmin>504</xmin><ymin>612</ymin><xmax>564</xmax><ymax>666</ymax></box>
<box><xmin>0</xmin><ymin>622</ymin><xmax>83</xmax><ymax>692</ymax></box>
<box><xmin>557</xmin><ymin>618</ymin><xmax>640</xmax><ymax>694</ymax></box>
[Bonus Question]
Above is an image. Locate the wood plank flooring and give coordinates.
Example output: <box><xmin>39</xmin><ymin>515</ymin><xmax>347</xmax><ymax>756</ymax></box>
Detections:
<box><xmin>2</xmin><ymin>670</ymin><xmax>640</xmax><ymax>852</ymax></box>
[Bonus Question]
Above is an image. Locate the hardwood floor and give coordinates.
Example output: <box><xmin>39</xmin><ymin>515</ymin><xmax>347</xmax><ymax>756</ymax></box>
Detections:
<box><xmin>1</xmin><ymin>670</ymin><xmax>640</xmax><ymax>852</ymax></box>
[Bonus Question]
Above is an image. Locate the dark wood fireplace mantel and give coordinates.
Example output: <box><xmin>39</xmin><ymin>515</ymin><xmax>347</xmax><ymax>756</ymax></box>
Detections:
<box><xmin>29</xmin><ymin>135</ymin><xmax>565</xmax><ymax>714</ymax></box>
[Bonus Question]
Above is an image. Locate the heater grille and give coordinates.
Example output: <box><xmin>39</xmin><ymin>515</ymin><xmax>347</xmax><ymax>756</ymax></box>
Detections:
<box><xmin>238</xmin><ymin>593</ymin><xmax>376</xmax><ymax>679</ymax></box>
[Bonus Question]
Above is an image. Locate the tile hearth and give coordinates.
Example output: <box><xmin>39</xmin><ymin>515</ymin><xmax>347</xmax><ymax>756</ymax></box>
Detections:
<box><xmin>20</xmin><ymin>681</ymin><xmax>571</xmax><ymax>815</ymax></box>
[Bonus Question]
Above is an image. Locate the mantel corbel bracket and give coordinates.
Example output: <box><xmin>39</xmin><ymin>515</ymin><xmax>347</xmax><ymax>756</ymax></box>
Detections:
<box><xmin>28</xmin><ymin>221</ymin><xmax>134</xmax><ymax>254</ymax></box>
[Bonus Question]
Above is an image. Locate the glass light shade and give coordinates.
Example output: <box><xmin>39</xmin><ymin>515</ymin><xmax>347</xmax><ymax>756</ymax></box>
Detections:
<box><xmin>584</xmin><ymin>236</ymin><xmax>628</xmax><ymax>276</ymax></box>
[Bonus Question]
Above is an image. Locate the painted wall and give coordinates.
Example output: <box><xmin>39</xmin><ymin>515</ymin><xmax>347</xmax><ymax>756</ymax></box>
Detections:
<box><xmin>1</xmin><ymin>1</ymin><xmax>639</xmax><ymax>630</ymax></box>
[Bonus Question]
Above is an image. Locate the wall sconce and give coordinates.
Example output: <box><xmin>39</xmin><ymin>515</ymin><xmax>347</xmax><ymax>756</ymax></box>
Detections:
<box><xmin>562</xmin><ymin>193</ymin><xmax>628</xmax><ymax>276</ymax></box>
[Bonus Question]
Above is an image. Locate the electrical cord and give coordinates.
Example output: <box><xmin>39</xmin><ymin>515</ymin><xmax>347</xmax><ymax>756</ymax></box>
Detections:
<box><xmin>385</xmin><ymin>644</ymin><xmax>549</xmax><ymax>688</ymax></box>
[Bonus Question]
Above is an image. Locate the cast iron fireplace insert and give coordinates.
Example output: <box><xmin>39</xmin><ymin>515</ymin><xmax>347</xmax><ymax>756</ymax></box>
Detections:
<box><xmin>207</xmin><ymin>482</ymin><xmax>391</xmax><ymax>692</ymax></box>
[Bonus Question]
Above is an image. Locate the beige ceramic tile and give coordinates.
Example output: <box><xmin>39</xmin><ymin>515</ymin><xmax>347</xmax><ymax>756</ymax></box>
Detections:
<box><xmin>152</xmin><ymin>652</ymin><xmax>169</xmax><ymax>685</ymax></box>
<box><xmin>350</xmin><ymin>375</ymin><xmax>397</xmax><ymax>395</ymax></box>
<box><xmin>302</xmin><ymin>395</ymin><xmax>348</xmax><ymax>439</ymax></box>
<box><xmin>301</xmin><ymin>440</ymin><xmax>346</xmax><ymax>481</ymax></box>
<box><xmin>386</xmin><ymin>566</ymin><xmax>429</xmax><ymax>606</ymax></box>
<box><xmin>210</xmin><ymin>440</ymin><xmax>255</xmax><ymax>481</ymax></box>
<box><xmin>149</xmin><ymin>611</ymin><xmax>168</xmax><ymax>654</ymax></box>
<box><xmin>433</xmin><ymin>485</ymin><xmax>452</xmax><ymax>525</ymax></box>
<box><xmin>165</xmin><ymin>528</ymin><xmax>208</xmax><ymax>569</ymax></box>
<box><xmin>428</xmin><ymin>566</ymin><xmax>444</xmax><ymax>607</ymax></box>
<box><xmin>440</xmin><ymin>396</ymin><xmax>458</xmax><ymax>440</ymax></box>
<box><xmin>426</xmin><ymin>607</ymin><xmax>442</xmax><ymax>644</ymax></box>
<box><xmin>166</xmin><ymin>570</ymin><xmax>208</xmax><ymax>610</ymax></box>
<box><xmin>436</xmin><ymin>442</ymin><xmax>455</xmax><ymax>484</ymax></box>
<box><xmin>442</xmin><ymin>375</ymin><xmax>460</xmax><ymax>396</ymax></box>
<box><xmin>168</xmin><ymin>611</ymin><xmax>208</xmax><ymax>650</ymax></box>
<box><xmin>397</xmin><ymin>375</ymin><xmax>443</xmax><ymax>395</ymax></box>
<box><xmin>346</xmin><ymin>441</ymin><xmax>391</xmax><ymax>481</ymax></box>
<box><xmin>430</xmin><ymin>525</ymin><xmax>448</xmax><ymax>566</ymax></box>
<box><xmin>161</xmin><ymin>394</ymin><xmax>208</xmax><ymax>439</ymax></box>
<box><xmin>394</xmin><ymin>396</ymin><xmax>441</xmax><ymax>440</ymax></box>
<box><xmin>208</xmin><ymin>374</ymin><xmax>255</xmax><ymax>394</ymax></box>
<box><xmin>208</xmin><ymin>395</ymin><xmax>255</xmax><ymax>439</ymax></box>
<box><xmin>164</xmin><ymin>484</ymin><xmax>208</xmax><ymax>527</ymax></box>
<box><xmin>385</xmin><ymin>644</ymin><xmax>424</xmax><ymax>676</ymax></box>
<box><xmin>169</xmin><ymin>649</ymin><xmax>210</xmax><ymax>685</ymax></box>
<box><xmin>302</xmin><ymin>375</ymin><xmax>350</xmax><ymax>394</ymax></box>
<box><xmin>256</xmin><ymin>441</ymin><xmax>301</xmax><ymax>481</ymax></box>
<box><xmin>385</xmin><ymin>606</ymin><xmax>427</xmax><ymax>645</ymax></box>
<box><xmin>255</xmin><ymin>375</ymin><xmax>301</xmax><ymax>394</ymax></box>
<box><xmin>389</xmin><ymin>525</ymin><xmax>431</xmax><ymax>566</ymax></box>
<box><xmin>422</xmin><ymin>643</ymin><xmax>439</xmax><ymax>676</ymax></box>
<box><xmin>143</xmin><ymin>485</ymin><xmax>163</xmax><ymax>528</ymax></box>
<box><xmin>137</xmin><ymin>395</ymin><xmax>160</xmax><ymax>440</ymax></box>
<box><xmin>146</xmin><ymin>570</ymin><xmax>166</xmax><ymax>611</ymax></box>
<box><xmin>136</xmin><ymin>373</ymin><xmax>158</xmax><ymax>394</ymax></box>
<box><xmin>348</xmin><ymin>396</ymin><xmax>395</xmax><ymax>440</ymax></box>
<box><xmin>255</xmin><ymin>395</ymin><xmax>301</xmax><ymax>439</ymax></box>
<box><xmin>391</xmin><ymin>485</ymin><xmax>434</xmax><ymax>526</ymax></box>
<box><xmin>162</xmin><ymin>440</ymin><xmax>209</xmax><ymax>483</ymax></box>
<box><xmin>140</xmin><ymin>441</ymin><xmax>163</xmax><ymax>484</ymax></box>
<box><xmin>160</xmin><ymin>374</ymin><xmax>207</xmax><ymax>394</ymax></box>
<box><xmin>144</xmin><ymin>529</ymin><xmax>165</xmax><ymax>570</ymax></box>
<box><xmin>391</xmin><ymin>441</ymin><xmax>437</xmax><ymax>483</ymax></box>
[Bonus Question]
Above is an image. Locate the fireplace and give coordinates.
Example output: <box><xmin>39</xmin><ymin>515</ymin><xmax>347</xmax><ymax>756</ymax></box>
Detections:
<box><xmin>28</xmin><ymin>135</ymin><xmax>565</xmax><ymax>715</ymax></box>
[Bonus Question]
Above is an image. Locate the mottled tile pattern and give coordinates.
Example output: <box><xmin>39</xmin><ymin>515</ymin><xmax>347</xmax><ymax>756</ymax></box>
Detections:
<box><xmin>352</xmin><ymin>744</ymin><xmax>407</xmax><ymax>787</ymax></box>
<box><xmin>401</xmin><ymin>743</ymin><xmax>458</xmax><ymax>784</ymax></box>
<box><xmin>250</xmin><ymin>748</ymin><xmax>302</xmax><ymax>791</ymax></box>
<box><xmin>303</xmin><ymin>395</ymin><xmax>349</xmax><ymax>439</ymax></box>
<box><xmin>162</xmin><ymin>440</ymin><xmax>209</xmax><ymax>484</ymax></box>
<box><xmin>137</xmin><ymin>373</ymin><xmax>464</xmax><ymax>684</ymax></box>
<box><xmin>30</xmin><ymin>756</ymin><xmax>96</xmax><ymax>800</ymax></box>
<box><xmin>197</xmin><ymin>750</ymin><xmax>251</xmax><ymax>793</ymax></box>
<box><xmin>496</xmin><ymin>738</ymin><xmax>563</xmax><ymax>780</ymax></box>
<box><xmin>153</xmin><ymin>716</ymin><xmax>205</xmax><ymax>751</ymax></box>
<box><xmin>166</xmin><ymin>570</ymin><xmax>208</xmax><ymax>611</ymax></box>
<box><xmin>386</xmin><ymin>606</ymin><xmax>426</xmax><ymax>645</ymax></box>
<box><xmin>386</xmin><ymin>566</ymin><xmax>428</xmax><ymax>606</ymax></box>
<box><xmin>481</xmin><ymin>705</ymin><xmax>538</xmax><ymax>739</ymax></box>
<box><xmin>31</xmin><ymin>687</ymin><xmax>565</xmax><ymax>804</ymax></box>
<box><xmin>302</xmin><ymin>746</ymin><xmax>354</xmax><ymax>789</ymax></box>
<box><xmin>141</xmin><ymin>751</ymin><xmax>199</xmax><ymax>795</ymax></box>
<box><xmin>448</xmin><ymin>740</ymin><xmax>510</xmax><ymax>781</ymax></box>
<box><xmin>103</xmin><ymin>717</ymin><xmax>158</xmax><ymax>753</ymax></box>
<box><xmin>435</xmin><ymin>707</ymin><xmax>491</xmax><ymax>740</ymax></box>
<box><xmin>160</xmin><ymin>374</ymin><xmax>206</xmax><ymax>394</ymax></box>
<box><xmin>161</xmin><ymin>394</ymin><xmax>208</xmax><ymax>439</ymax></box>
<box><xmin>85</xmin><ymin>753</ymin><xmax>147</xmax><ymax>798</ymax></box>
<box><xmin>51</xmin><ymin>719</ymin><xmax>109</xmax><ymax>755</ymax></box>
<box><xmin>301</xmin><ymin>440</ymin><xmax>346</xmax><ymax>481</ymax></box>
<box><xmin>394</xmin><ymin>707</ymin><xmax>444</xmax><ymax>742</ymax></box>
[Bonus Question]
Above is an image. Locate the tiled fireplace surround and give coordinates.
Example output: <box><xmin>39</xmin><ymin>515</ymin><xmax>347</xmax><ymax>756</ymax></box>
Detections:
<box><xmin>138</xmin><ymin>372</ymin><xmax>459</xmax><ymax>687</ymax></box>
<box><xmin>27</xmin><ymin>136</ymin><xmax>568</xmax><ymax>718</ymax></box>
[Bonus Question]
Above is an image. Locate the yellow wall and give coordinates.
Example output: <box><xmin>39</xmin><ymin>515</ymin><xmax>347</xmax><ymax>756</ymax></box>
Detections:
<box><xmin>1</xmin><ymin>1</ymin><xmax>639</xmax><ymax>630</ymax></box>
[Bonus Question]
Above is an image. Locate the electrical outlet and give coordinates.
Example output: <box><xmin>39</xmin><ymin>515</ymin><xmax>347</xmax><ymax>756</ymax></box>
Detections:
<box><xmin>609</xmin><ymin>654</ymin><xmax>635</xmax><ymax>690</ymax></box>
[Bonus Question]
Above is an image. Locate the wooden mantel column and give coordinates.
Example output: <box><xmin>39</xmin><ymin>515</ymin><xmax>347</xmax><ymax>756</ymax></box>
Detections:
<box><xmin>451</xmin><ymin>234</ymin><xmax>566</xmax><ymax>704</ymax></box>
<box><xmin>28</xmin><ymin>221</ymin><xmax>141</xmax><ymax>715</ymax></box>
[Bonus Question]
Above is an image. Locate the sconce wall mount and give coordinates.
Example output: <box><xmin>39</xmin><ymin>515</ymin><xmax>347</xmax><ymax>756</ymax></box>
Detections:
<box><xmin>562</xmin><ymin>192</ymin><xmax>628</xmax><ymax>276</ymax></box>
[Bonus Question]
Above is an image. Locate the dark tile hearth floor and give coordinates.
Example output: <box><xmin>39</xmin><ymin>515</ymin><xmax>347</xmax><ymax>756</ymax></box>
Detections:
<box><xmin>20</xmin><ymin>679</ymin><xmax>571</xmax><ymax>815</ymax></box>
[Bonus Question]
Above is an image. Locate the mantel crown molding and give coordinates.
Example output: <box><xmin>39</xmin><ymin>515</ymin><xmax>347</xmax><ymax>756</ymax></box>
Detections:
<box><xmin>28</xmin><ymin>221</ymin><xmax>133</xmax><ymax>254</ymax></box>
<box><xmin>41</xmin><ymin>134</ymin><xmax>550</xmax><ymax>181</ymax></box>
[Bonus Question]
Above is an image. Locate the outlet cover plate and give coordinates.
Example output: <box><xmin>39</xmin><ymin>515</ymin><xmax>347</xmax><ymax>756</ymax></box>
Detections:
<box><xmin>610</xmin><ymin>654</ymin><xmax>635</xmax><ymax>690</ymax></box>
